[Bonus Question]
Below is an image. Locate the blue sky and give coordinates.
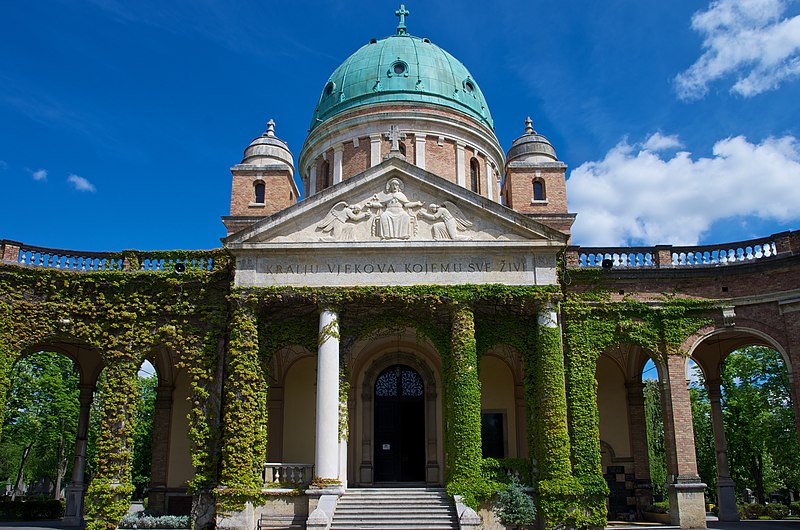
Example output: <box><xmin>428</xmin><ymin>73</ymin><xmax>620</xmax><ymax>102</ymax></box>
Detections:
<box><xmin>2</xmin><ymin>1</ymin><xmax>799</xmax><ymax>251</ymax></box>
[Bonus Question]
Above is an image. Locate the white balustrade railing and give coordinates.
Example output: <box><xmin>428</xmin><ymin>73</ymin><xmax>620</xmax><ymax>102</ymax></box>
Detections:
<box><xmin>1</xmin><ymin>241</ymin><xmax>217</xmax><ymax>273</ymax></box>
<box><xmin>262</xmin><ymin>463</ymin><xmax>314</xmax><ymax>487</ymax></box>
<box><xmin>570</xmin><ymin>234</ymin><xmax>786</xmax><ymax>270</ymax></box>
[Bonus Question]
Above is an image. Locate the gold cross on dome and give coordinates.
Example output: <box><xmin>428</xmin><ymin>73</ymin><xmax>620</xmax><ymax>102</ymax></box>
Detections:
<box><xmin>395</xmin><ymin>4</ymin><xmax>410</xmax><ymax>35</ymax></box>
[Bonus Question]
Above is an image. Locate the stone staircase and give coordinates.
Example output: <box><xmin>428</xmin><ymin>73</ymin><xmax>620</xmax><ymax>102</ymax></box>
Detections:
<box><xmin>330</xmin><ymin>487</ymin><xmax>459</xmax><ymax>530</ymax></box>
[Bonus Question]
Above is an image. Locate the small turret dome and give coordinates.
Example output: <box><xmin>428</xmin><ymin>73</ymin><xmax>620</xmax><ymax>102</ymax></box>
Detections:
<box><xmin>506</xmin><ymin>117</ymin><xmax>558</xmax><ymax>163</ymax></box>
<box><xmin>242</xmin><ymin>119</ymin><xmax>295</xmax><ymax>173</ymax></box>
<box><xmin>310</xmin><ymin>13</ymin><xmax>493</xmax><ymax>132</ymax></box>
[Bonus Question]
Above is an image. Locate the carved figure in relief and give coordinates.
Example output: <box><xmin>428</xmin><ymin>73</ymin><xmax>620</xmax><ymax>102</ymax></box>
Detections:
<box><xmin>366</xmin><ymin>178</ymin><xmax>422</xmax><ymax>240</ymax></box>
<box><xmin>316</xmin><ymin>202</ymin><xmax>371</xmax><ymax>241</ymax></box>
<box><xmin>418</xmin><ymin>201</ymin><xmax>473</xmax><ymax>240</ymax></box>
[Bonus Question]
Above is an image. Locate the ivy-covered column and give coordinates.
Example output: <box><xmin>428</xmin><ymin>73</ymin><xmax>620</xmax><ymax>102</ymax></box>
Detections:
<box><xmin>217</xmin><ymin>303</ymin><xmax>269</xmax><ymax>508</ymax></box>
<box><xmin>64</xmin><ymin>383</ymin><xmax>94</xmax><ymax>525</ymax></box>
<box><xmin>316</xmin><ymin>308</ymin><xmax>340</xmax><ymax>481</ymax></box>
<box><xmin>660</xmin><ymin>353</ymin><xmax>706</xmax><ymax>529</ymax></box>
<box><xmin>533</xmin><ymin>303</ymin><xmax>583</xmax><ymax>528</ymax></box>
<box><xmin>706</xmin><ymin>378</ymin><xmax>738</xmax><ymax>522</ymax></box>
<box><xmin>85</xmin><ymin>357</ymin><xmax>140</xmax><ymax>530</ymax></box>
<box><xmin>443</xmin><ymin>304</ymin><xmax>483</xmax><ymax>507</ymax></box>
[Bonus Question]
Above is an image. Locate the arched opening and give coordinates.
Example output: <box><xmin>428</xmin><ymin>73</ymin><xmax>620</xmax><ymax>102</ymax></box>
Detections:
<box><xmin>282</xmin><ymin>357</ymin><xmax>316</xmax><ymax>464</ymax></box>
<box><xmin>321</xmin><ymin>160</ymin><xmax>331</xmax><ymax>189</ymax></box>
<box><xmin>1</xmin><ymin>351</ymin><xmax>81</xmax><ymax>502</ymax></box>
<box><xmin>689</xmin><ymin>330</ymin><xmax>800</xmax><ymax>513</ymax></box>
<box><xmin>479</xmin><ymin>354</ymin><xmax>518</xmax><ymax>458</ymax></box>
<box><xmin>253</xmin><ymin>180</ymin><xmax>266</xmax><ymax>204</ymax></box>
<box><xmin>470</xmin><ymin>157</ymin><xmax>480</xmax><ymax>193</ymax></box>
<box><xmin>373</xmin><ymin>364</ymin><xmax>425</xmax><ymax>482</ymax></box>
<box><xmin>532</xmin><ymin>179</ymin><xmax>545</xmax><ymax>201</ymax></box>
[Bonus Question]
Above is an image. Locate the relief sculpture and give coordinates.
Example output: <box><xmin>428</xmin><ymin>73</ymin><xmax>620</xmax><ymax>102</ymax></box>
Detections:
<box><xmin>418</xmin><ymin>202</ymin><xmax>472</xmax><ymax>240</ymax></box>
<box><xmin>315</xmin><ymin>178</ymin><xmax>476</xmax><ymax>242</ymax></box>
<box><xmin>316</xmin><ymin>202</ymin><xmax>370</xmax><ymax>241</ymax></box>
<box><xmin>365</xmin><ymin>178</ymin><xmax>423</xmax><ymax>240</ymax></box>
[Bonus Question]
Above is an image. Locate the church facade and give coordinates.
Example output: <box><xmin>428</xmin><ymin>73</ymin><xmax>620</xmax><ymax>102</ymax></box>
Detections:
<box><xmin>1</xmin><ymin>7</ymin><xmax>800</xmax><ymax>530</ymax></box>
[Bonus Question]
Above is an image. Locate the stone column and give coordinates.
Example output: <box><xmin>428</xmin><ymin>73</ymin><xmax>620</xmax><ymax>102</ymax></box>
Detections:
<box><xmin>316</xmin><ymin>309</ymin><xmax>340</xmax><ymax>480</ymax></box>
<box><xmin>370</xmin><ymin>134</ymin><xmax>382</xmax><ymax>167</ymax></box>
<box><xmin>63</xmin><ymin>383</ymin><xmax>94</xmax><ymax>526</ymax></box>
<box><xmin>626</xmin><ymin>381</ymin><xmax>653</xmax><ymax>516</ymax></box>
<box><xmin>414</xmin><ymin>134</ymin><xmax>427</xmax><ymax>169</ymax></box>
<box><xmin>332</xmin><ymin>145</ymin><xmax>344</xmax><ymax>185</ymax></box>
<box><xmin>707</xmin><ymin>378</ymin><xmax>738</xmax><ymax>521</ymax></box>
<box><xmin>148</xmin><ymin>385</ymin><xmax>174</xmax><ymax>515</ymax></box>
<box><xmin>308</xmin><ymin>165</ymin><xmax>317</xmax><ymax>196</ymax></box>
<box><xmin>661</xmin><ymin>354</ymin><xmax>707</xmax><ymax>528</ymax></box>
<box><xmin>456</xmin><ymin>142</ymin><xmax>466</xmax><ymax>187</ymax></box>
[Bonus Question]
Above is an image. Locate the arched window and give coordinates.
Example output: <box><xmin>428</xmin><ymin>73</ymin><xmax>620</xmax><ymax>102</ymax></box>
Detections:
<box><xmin>254</xmin><ymin>181</ymin><xmax>266</xmax><ymax>204</ymax></box>
<box><xmin>321</xmin><ymin>160</ymin><xmax>331</xmax><ymax>189</ymax></box>
<box><xmin>533</xmin><ymin>179</ymin><xmax>545</xmax><ymax>201</ymax></box>
<box><xmin>470</xmin><ymin>158</ymin><xmax>480</xmax><ymax>193</ymax></box>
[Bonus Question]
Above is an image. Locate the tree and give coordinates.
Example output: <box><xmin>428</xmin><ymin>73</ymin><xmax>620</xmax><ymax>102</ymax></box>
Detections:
<box><xmin>689</xmin><ymin>382</ymin><xmax>716</xmax><ymax>499</ymax></box>
<box><xmin>131</xmin><ymin>373</ymin><xmax>157</xmax><ymax>499</ymax></box>
<box><xmin>643</xmin><ymin>379</ymin><xmax>667</xmax><ymax>499</ymax></box>
<box><xmin>1</xmin><ymin>351</ymin><xmax>80</xmax><ymax>499</ymax></box>
<box><xmin>720</xmin><ymin>346</ymin><xmax>800</xmax><ymax>503</ymax></box>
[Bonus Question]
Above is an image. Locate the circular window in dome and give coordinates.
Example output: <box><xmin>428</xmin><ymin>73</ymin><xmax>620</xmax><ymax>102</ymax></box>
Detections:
<box><xmin>389</xmin><ymin>60</ymin><xmax>409</xmax><ymax>77</ymax></box>
<box><xmin>324</xmin><ymin>81</ymin><xmax>336</xmax><ymax>96</ymax></box>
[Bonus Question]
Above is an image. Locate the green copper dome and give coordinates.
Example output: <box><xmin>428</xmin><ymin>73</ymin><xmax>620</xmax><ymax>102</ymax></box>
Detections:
<box><xmin>310</xmin><ymin>31</ymin><xmax>494</xmax><ymax>131</ymax></box>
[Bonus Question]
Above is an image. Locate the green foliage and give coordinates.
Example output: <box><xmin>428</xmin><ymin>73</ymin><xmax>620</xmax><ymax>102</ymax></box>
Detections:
<box><xmin>496</xmin><ymin>478</ymin><xmax>537</xmax><ymax>528</ymax></box>
<box><xmin>738</xmin><ymin>503</ymin><xmax>765</xmax><ymax>519</ymax></box>
<box><xmin>765</xmin><ymin>503</ymin><xmax>789</xmax><ymax>519</ymax></box>
<box><xmin>643</xmin><ymin>380</ymin><xmax>667</xmax><ymax>499</ymax></box>
<box><xmin>0</xmin><ymin>252</ymin><xmax>231</xmax><ymax>529</ymax></box>
<box><xmin>790</xmin><ymin>500</ymin><xmax>800</xmax><ymax>516</ymax></box>
<box><xmin>721</xmin><ymin>347</ymin><xmax>800</xmax><ymax>503</ymax></box>
<box><xmin>132</xmin><ymin>372</ymin><xmax>157</xmax><ymax>499</ymax></box>
<box><xmin>216</xmin><ymin>303</ymin><xmax>269</xmax><ymax>511</ymax></box>
<box><xmin>481</xmin><ymin>458</ymin><xmax>533</xmax><ymax>486</ymax></box>
<box><xmin>689</xmin><ymin>381</ymin><xmax>717</xmax><ymax>498</ymax></box>
<box><xmin>1</xmin><ymin>351</ymin><xmax>79</xmax><ymax>498</ymax></box>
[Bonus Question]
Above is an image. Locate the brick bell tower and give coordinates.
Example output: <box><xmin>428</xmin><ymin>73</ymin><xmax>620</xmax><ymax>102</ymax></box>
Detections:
<box><xmin>223</xmin><ymin>119</ymin><xmax>300</xmax><ymax>236</ymax></box>
<box><xmin>501</xmin><ymin>117</ymin><xmax>575</xmax><ymax>236</ymax></box>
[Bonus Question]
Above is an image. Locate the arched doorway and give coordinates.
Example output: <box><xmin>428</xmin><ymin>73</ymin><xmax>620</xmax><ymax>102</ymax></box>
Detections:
<box><xmin>373</xmin><ymin>365</ymin><xmax>425</xmax><ymax>482</ymax></box>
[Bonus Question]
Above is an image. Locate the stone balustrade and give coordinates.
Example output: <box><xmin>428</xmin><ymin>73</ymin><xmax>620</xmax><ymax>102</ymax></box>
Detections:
<box><xmin>566</xmin><ymin>231</ymin><xmax>800</xmax><ymax>270</ymax></box>
<box><xmin>0</xmin><ymin>240</ymin><xmax>217</xmax><ymax>272</ymax></box>
<box><xmin>262</xmin><ymin>463</ymin><xmax>314</xmax><ymax>487</ymax></box>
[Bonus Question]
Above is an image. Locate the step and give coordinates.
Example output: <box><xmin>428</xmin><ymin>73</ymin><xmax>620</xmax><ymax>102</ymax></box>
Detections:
<box><xmin>330</xmin><ymin>488</ymin><xmax>458</xmax><ymax>530</ymax></box>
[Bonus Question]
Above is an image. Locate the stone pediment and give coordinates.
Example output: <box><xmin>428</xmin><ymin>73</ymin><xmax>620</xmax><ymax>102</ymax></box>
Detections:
<box><xmin>225</xmin><ymin>158</ymin><xmax>567</xmax><ymax>247</ymax></box>
<box><xmin>225</xmin><ymin>158</ymin><xmax>567</xmax><ymax>288</ymax></box>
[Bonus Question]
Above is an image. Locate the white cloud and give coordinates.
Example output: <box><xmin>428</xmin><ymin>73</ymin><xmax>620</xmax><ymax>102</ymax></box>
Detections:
<box><xmin>675</xmin><ymin>0</ymin><xmax>800</xmax><ymax>100</ymax></box>
<box><xmin>567</xmin><ymin>133</ymin><xmax>800</xmax><ymax>246</ymax></box>
<box><xmin>28</xmin><ymin>168</ymin><xmax>48</xmax><ymax>181</ymax></box>
<box><xmin>67</xmin><ymin>174</ymin><xmax>96</xmax><ymax>193</ymax></box>
<box><xmin>642</xmin><ymin>133</ymin><xmax>683</xmax><ymax>152</ymax></box>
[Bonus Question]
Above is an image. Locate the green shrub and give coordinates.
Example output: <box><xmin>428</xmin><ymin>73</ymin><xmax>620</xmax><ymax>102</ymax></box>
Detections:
<box><xmin>790</xmin><ymin>501</ymin><xmax>800</xmax><ymax>516</ymax></box>
<box><xmin>645</xmin><ymin>501</ymin><xmax>669</xmax><ymax>514</ymax></box>
<box><xmin>495</xmin><ymin>479</ymin><xmax>537</xmax><ymax>529</ymax></box>
<box><xmin>481</xmin><ymin>458</ymin><xmax>533</xmax><ymax>486</ymax></box>
<box><xmin>764</xmin><ymin>504</ymin><xmax>789</xmax><ymax>520</ymax></box>
<box><xmin>738</xmin><ymin>503</ymin><xmax>765</xmax><ymax>520</ymax></box>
